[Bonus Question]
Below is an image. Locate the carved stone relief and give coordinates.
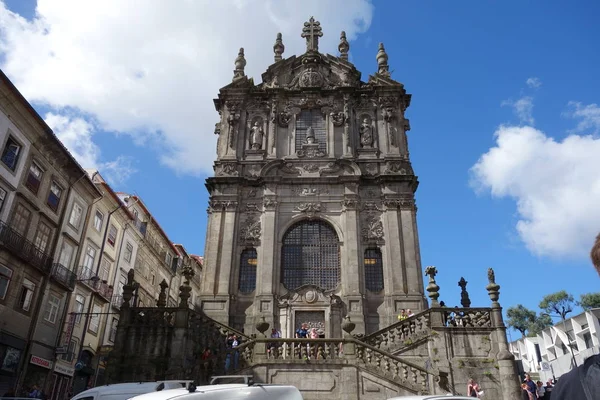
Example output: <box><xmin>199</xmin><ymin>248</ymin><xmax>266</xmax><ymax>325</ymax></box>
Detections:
<box><xmin>279</xmin><ymin>162</ymin><xmax>301</xmax><ymax>175</ymax></box>
<box><xmin>245</xmin><ymin>164</ymin><xmax>262</xmax><ymax>177</ymax></box>
<box><xmin>297</xmin><ymin>147</ymin><xmax>326</xmax><ymax>158</ymax></box>
<box><xmin>291</xmin><ymin>187</ymin><xmax>329</xmax><ymax>196</ymax></box>
<box><xmin>383</xmin><ymin>196</ymin><xmax>415</xmax><ymax>210</ymax></box>
<box><xmin>216</xmin><ymin>163</ymin><xmax>239</xmax><ymax>176</ymax></box>
<box><xmin>384</xmin><ymin>161</ymin><xmax>410</xmax><ymax>175</ymax></box>
<box><xmin>361</xmin><ymin>163</ymin><xmax>378</xmax><ymax>176</ymax></box>
<box><xmin>239</xmin><ymin>215</ymin><xmax>261</xmax><ymax>244</ymax></box>
<box><xmin>301</xmin><ymin>163</ymin><xmax>320</xmax><ymax>173</ymax></box>
<box><xmin>361</xmin><ymin>214</ymin><xmax>384</xmax><ymax>243</ymax></box>
<box><xmin>295</xmin><ymin>202</ymin><xmax>324</xmax><ymax>218</ymax></box>
<box><xmin>209</xmin><ymin>200</ymin><xmax>238</xmax><ymax>212</ymax></box>
<box><xmin>263</xmin><ymin>198</ymin><xmax>278</xmax><ymax>210</ymax></box>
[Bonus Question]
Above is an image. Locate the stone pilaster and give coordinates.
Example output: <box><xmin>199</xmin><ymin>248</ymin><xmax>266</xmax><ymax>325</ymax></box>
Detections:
<box><xmin>341</xmin><ymin>197</ymin><xmax>365</xmax><ymax>334</ymax></box>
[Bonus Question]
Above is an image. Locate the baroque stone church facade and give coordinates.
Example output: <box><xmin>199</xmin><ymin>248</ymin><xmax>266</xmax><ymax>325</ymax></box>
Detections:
<box><xmin>199</xmin><ymin>18</ymin><xmax>427</xmax><ymax>337</ymax></box>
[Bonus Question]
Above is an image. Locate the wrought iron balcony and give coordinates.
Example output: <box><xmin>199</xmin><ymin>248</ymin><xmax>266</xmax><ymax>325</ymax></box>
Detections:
<box><xmin>76</xmin><ymin>266</ymin><xmax>113</xmax><ymax>300</ymax></box>
<box><xmin>0</xmin><ymin>221</ymin><xmax>52</xmax><ymax>273</ymax></box>
<box><xmin>50</xmin><ymin>263</ymin><xmax>77</xmax><ymax>290</ymax></box>
<box><xmin>96</xmin><ymin>280</ymin><xmax>113</xmax><ymax>301</ymax></box>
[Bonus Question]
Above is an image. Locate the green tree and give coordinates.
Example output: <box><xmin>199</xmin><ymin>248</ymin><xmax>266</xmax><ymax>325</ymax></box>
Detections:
<box><xmin>527</xmin><ymin>313</ymin><xmax>553</xmax><ymax>337</ymax></box>
<box><xmin>506</xmin><ymin>304</ymin><xmax>536</xmax><ymax>336</ymax></box>
<box><xmin>539</xmin><ymin>290</ymin><xmax>575</xmax><ymax>320</ymax></box>
<box><xmin>578</xmin><ymin>292</ymin><xmax>600</xmax><ymax>311</ymax></box>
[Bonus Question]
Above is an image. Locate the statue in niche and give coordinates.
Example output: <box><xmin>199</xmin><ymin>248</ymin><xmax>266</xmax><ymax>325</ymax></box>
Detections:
<box><xmin>360</xmin><ymin>117</ymin><xmax>373</xmax><ymax>148</ymax></box>
<box><xmin>306</xmin><ymin>126</ymin><xmax>316</xmax><ymax>144</ymax></box>
<box><xmin>250</xmin><ymin>121</ymin><xmax>264</xmax><ymax>150</ymax></box>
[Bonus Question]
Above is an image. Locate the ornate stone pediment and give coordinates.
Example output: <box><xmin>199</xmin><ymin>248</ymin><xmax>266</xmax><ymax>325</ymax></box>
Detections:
<box><xmin>276</xmin><ymin>285</ymin><xmax>341</xmax><ymax>308</ymax></box>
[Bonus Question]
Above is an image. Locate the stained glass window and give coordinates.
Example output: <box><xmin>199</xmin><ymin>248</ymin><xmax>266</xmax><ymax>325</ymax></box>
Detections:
<box><xmin>281</xmin><ymin>220</ymin><xmax>340</xmax><ymax>290</ymax></box>
<box><xmin>239</xmin><ymin>248</ymin><xmax>257</xmax><ymax>293</ymax></box>
<box><xmin>364</xmin><ymin>248</ymin><xmax>384</xmax><ymax>292</ymax></box>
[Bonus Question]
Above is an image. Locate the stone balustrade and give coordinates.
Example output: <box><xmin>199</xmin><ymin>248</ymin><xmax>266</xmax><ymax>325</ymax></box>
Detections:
<box><xmin>362</xmin><ymin>310</ymin><xmax>432</xmax><ymax>353</ymax></box>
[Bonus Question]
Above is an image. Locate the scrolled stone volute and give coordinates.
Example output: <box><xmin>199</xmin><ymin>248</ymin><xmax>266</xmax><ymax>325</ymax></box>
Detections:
<box><xmin>255</xmin><ymin>316</ymin><xmax>269</xmax><ymax>336</ymax></box>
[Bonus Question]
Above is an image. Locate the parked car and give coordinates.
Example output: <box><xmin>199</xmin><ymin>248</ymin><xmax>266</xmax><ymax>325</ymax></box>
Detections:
<box><xmin>70</xmin><ymin>380</ymin><xmax>193</xmax><ymax>400</ymax></box>
<box><xmin>388</xmin><ymin>396</ymin><xmax>475</xmax><ymax>400</ymax></box>
<box><xmin>130</xmin><ymin>383</ymin><xmax>303</xmax><ymax>400</ymax></box>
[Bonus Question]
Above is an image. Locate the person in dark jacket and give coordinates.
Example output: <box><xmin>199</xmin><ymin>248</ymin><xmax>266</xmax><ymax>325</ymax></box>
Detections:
<box><xmin>551</xmin><ymin>233</ymin><xmax>600</xmax><ymax>400</ymax></box>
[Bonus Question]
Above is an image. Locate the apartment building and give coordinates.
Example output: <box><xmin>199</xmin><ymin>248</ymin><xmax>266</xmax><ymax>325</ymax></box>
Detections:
<box><xmin>509</xmin><ymin>308</ymin><xmax>600</xmax><ymax>382</ymax></box>
<box><xmin>0</xmin><ymin>70</ymin><xmax>101</xmax><ymax>396</ymax></box>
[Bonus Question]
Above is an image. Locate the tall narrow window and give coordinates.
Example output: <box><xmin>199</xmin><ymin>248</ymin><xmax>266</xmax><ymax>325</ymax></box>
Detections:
<box><xmin>89</xmin><ymin>303</ymin><xmax>102</xmax><ymax>334</ymax></box>
<box><xmin>364</xmin><ymin>248</ymin><xmax>384</xmax><ymax>292</ymax></box>
<box><xmin>124</xmin><ymin>242</ymin><xmax>133</xmax><ymax>263</ymax></box>
<box><xmin>47</xmin><ymin>181</ymin><xmax>63</xmax><ymax>212</ymax></box>
<box><xmin>25</xmin><ymin>162</ymin><xmax>43</xmax><ymax>194</ymax></box>
<box><xmin>11</xmin><ymin>203</ymin><xmax>31</xmax><ymax>236</ymax></box>
<box><xmin>19</xmin><ymin>279</ymin><xmax>36</xmax><ymax>311</ymax></box>
<box><xmin>33</xmin><ymin>222</ymin><xmax>52</xmax><ymax>252</ymax></box>
<box><xmin>281</xmin><ymin>220</ymin><xmax>340</xmax><ymax>290</ymax></box>
<box><xmin>69</xmin><ymin>203</ymin><xmax>83</xmax><ymax>228</ymax></box>
<box><xmin>58</xmin><ymin>241</ymin><xmax>75</xmax><ymax>270</ymax></box>
<box><xmin>0</xmin><ymin>264</ymin><xmax>13</xmax><ymax>300</ymax></box>
<box><xmin>107</xmin><ymin>224</ymin><xmax>117</xmax><ymax>246</ymax></box>
<box><xmin>0</xmin><ymin>187</ymin><xmax>6</xmax><ymax>213</ymax></box>
<box><xmin>100</xmin><ymin>259</ymin><xmax>111</xmax><ymax>282</ymax></box>
<box><xmin>1</xmin><ymin>136</ymin><xmax>22</xmax><ymax>171</ymax></box>
<box><xmin>295</xmin><ymin>109</ymin><xmax>327</xmax><ymax>152</ymax></box>
<box><xmin>93</xmin><ymin>210</ymin><xmax>104</xmax><ymax>231</ymax></box>
<box><xmin>43</xmin><ymin>294</ymin><xmax>61</xmax><ymax>323</ymax></box>
<box><xmin>81</xmin><ymin>246</ymin><xmax>96</xmax><ymax>278</ymax></box>
<box><xmin>74</xmin><ymin>294</ymin><xmax>85</xmax><ymax>324</ymax></box>
<box><xmin>238</xmin><ymin>248</ymin><xmax>257</xmax><ymax>294</ymax></box>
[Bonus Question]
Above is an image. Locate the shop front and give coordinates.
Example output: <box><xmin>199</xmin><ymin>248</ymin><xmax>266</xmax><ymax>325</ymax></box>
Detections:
<box><xmin>50</xmin><ymin>361</ymin><xmax>75</xmax><ymax>400</ymax></box>
<box><xmin>0</xmin><ymin>331</ymin><xmax>25</xmax><ymax>396</ymax></box>
<box><xmin>23</xmin><ymin>354</ymin><xmax>53</xmax><ymax>396</ymax></box>
<box><xmin>71</xmin><ymin>350</ymin><xmax>94</xmax><ymax>396</ymax></box>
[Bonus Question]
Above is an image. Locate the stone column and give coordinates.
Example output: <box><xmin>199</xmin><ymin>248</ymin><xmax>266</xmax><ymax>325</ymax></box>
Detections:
<box><xmin>381</xmin><ymin>201</ymin><xmax>406</xmax><ymax>326</ymax></box>
<box><xmin>254</xmin><ymin>198</ymin><xmax>278</xmax><ymax>327</ymax></box>
<box><xmin>217</xmin><ymin>206</ymin><xmax>238</xmax><ymax>294</ymax></box>
<box><xmin>341</xmin><ymin>197</ymin><xmax>365</xmax><ymax>334</ymax></box>
<box><xmin>200</xmin><ymin>205</ymin><xmax>223</xmax><ymax>294</ymax></box>
<box><xmin>400</xmin><ymin>205</ymin><xmax>426</xmax><ymax>306</ymax></box>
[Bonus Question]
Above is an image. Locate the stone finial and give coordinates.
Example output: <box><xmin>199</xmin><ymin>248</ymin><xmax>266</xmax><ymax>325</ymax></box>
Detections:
<box><xmin>255</xmin><ymin>316</ymin><xmax>269</xmax><ymax>337</ymax></box>
<box><xmin>376</xmin><ymin>42</ymin><xmax>390</xmax><ymax>76</ymax></box>
<box><xmin>458</xmin><ymin>277</ymin><xmax>471</xmax><ymax>308</ymax></box>
<box><xmin>342</xmin><ymin>315</ymin><xmax>356</xmax><ymax>336</ymax></box>
<box><xmin>233</xmin><ymin>48</ymin><xmax>246</xmax><ymax>81</ymax></box>
<box><xmin>425</xmin><ymin>266</ymin><xmax>440</xmax><ymax>306</ymax></box>
<box><xmin>156</xmin><ymin>279</ymin><xmax>169</xmax><ymax>307</ymax></box>
<box><xmin>486</xmin><ymin>267</ymin><xmax>501</xmax><ymax>306</ymax></box>
<box><xmin>338</xmin><ymin>31</ymin><xmax>350</xmax><ymax>61</ymax></box>
<box><xmin>591</xmin><ymin>233</ymin><xmax>600</xmax><ymax>271</ymax></box>
<box><xmin>301</xmin><ymin>17</ymin><xmax>323</xmax><ymax>53</ymax></box>
<box><xmin>273</xmin><ymin>32</ymin><xmax>285</xmax><ymax>62</ymax></box>
<box><xmin>182</xmin><ymin>265</ymin><xmax>195</xmax><ymax>285</ymax></box>
<box><xmin>121</xmin><ymin>269</ymin><xmax>135</xmax><ymax>308</ymax></box>
<box><xmin>178</xmin><ymin>266</ymin><xmax>194</xmax><ymax>308</ymax></box>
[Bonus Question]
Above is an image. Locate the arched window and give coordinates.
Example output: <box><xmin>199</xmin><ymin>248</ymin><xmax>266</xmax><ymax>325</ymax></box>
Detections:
<box><xmin>239</xmin><ymin>248</ymin><xmax>257</xmax><ymax>294</ymax></box>
<box><xmin>281</xmin><ymin>220</ymin><xmax>340</xmax><ymax>291</ymax></box>
<box><xmin>364</xmin><ymin>248</ymin><xmax>384</xmax><ymax>292</ymax></box>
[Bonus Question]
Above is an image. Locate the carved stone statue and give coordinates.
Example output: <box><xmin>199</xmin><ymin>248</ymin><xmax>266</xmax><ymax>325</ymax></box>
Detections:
<box><xmin>250</xmin><ymin>121</ymin><xmax>264</xmax><ymax>150</ymax></box>
<box><xmin>306</xmin><ymin>126</ymin><xmax>316</xmax><ymax>144</ymax></box>
<box><xmin>360</xmin><ymin>118</ymin><xmax>373</xmax><ymax>147</ymax></box>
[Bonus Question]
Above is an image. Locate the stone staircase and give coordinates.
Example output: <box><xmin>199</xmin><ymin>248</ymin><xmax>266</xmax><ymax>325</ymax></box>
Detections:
<box><xmin>361</xmin><ymin>311</ymin><xmax>433</xmax><ymax>355</ymax></box>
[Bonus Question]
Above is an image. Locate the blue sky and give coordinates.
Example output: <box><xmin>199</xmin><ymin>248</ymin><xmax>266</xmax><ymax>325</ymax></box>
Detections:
<box><xmin>1</xmin><ymin>0</ymin><xmax>599</xmax><ymax>338</ymax></box>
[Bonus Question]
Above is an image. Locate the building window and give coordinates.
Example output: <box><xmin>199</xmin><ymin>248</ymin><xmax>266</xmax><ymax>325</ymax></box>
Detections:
<box><xmin>0</xmin><ymin>264</ymin><xmax>13</xmax><ymax>300</ymax></box>
<box><xmin>0</xmin><ymin>187</ymin><xmax>6</xmax><ymax>213</ymax></box>
<box><xmin>11</xmin><ymin>203</ymin><xmax>31</xmax><ymax>236</ymax></box>
<box><xmin>47</xmin><ymin>181</ymin><xmax>63</xmax><ymax>212</ymax></box>
<box><xmin>107</xmin><ymin>224</ymin><xmax>117</xmax><ymax>247</ymax></box>
<box><xmin>82</xmin><ymin>245</ymin><xmax>96</xmax><ymax>276</ymax></box>
<box><xmin>100</xmin><ymin>259</ymin><xmax>111</xmax><ymax>282</ymax></box>
<box><xmin>33</xmin><ymin>222</ymin><xmax>52</xmax><ymax>252</ymax></box>
<box><xmin>61</xmin><ymin>339</ymin><xmax>77</xmax><ymax>362</ymax></box>
<box><xmin>295</xmin><ymin>109</ymin><xmax>327</xmax><ymax>153</ymax></box>
<box><xmin>89</xmin><ymin>303</ymin><xmax>102</xmax><ymax>334</ymax></box>
<box><xmin>43</xmin><ymin>294</ymin><xmax>61</xmax><ymax>324</ymax></box>
<box><xmin>281</xmin><ymin>220</ymin><xmax>340</xmax><ymax>291</ymax></box>
<box><xmin>74</xmin><ymin>294</ymin><xmax>85</xmax><ymax>324</ymax></box>
<box><xmin>58</xmin><ymin>241</ymin><xmax>75</xmax><ymax>270</ymax></box>
<box><xmin>150</xmin><ymin>271</ymin><xmax>155</xmax><ymax>286</ymax></box>
<box><xmin>124</xmin><ymin>242</ymin><xmax>133</xmax><ymax>263</ymax></box>
<box><xmin>25</xmin><ymin>162</ymin><xmax>43</xmax><ymax>194</ymax></box>
<box><xmin>1</xmin><ymin>136</ymin><xmax>22</xmax><ymax>171</ymax></box>
<box><xmin>165</xmin><ymin>253</ymin><xmax>172</xmax><ymax>267</ymax></box>
<box><xmin>109</xmin><ymin>318</ymin><xmax>118</xmax><ymax>342</ymax></box>
<box><xmin>93</xmin><ymin>210</ymin><xmax>104</xmax><ymax>232</ymax></box>
<box><xmin>583</xmin><ymin>332</ymin><xmax>593</xmax><ymax>349</ymax></box>
<box><xmin>69</xmin><ymin>203</ymin><xmax>83</xmax><ymax>228</ymax></box>
<box><xmin>238</xmin><ymin>248</ymin><xmax>257</xmax><ymax>294</ymax></box>
<box><xmin>18</xmin><ymin>278</ymin><xmax>35</xmax><ymax>311</ymax></box>
<box><xmin>364</xmin><ymin>248</ymin><xmax>384</xmax><ymax>292</ymax></box>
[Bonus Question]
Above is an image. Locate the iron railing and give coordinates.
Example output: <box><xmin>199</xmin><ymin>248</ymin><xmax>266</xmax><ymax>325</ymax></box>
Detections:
<box><xmin>96</xmin><ymin>281</ymin><xmax>114</xmax><ymax>300</ymax></box>
<box><xmin>50</xmin><ymin>263</ymin><xmax>77</xmax><ymax>290</ymax></box>
<box><xmin>0</xmin><ymin>221</ymin><xmax>52</xmax><ymax>273</ymax></box>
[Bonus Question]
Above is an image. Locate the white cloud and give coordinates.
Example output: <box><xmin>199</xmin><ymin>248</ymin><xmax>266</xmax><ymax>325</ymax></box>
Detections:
<box><xmin>44</xmin><ymin>112</ymin><xmax>136</xmax><ymax>185</ymax></box>
<box><xmin>470</xmin><ymin>123</ymin><xmax>600</xmax><ymax>258</ymax></box>
<box><xmin>526</xmin><ymin>77</ymin><xmax>542</xmax><ymax>89</ymax></box>
<box><xmin>0</xmin><ymin>0</ymin><xmax>374</xmax><ymax>175</ymax></box>
<box><xmin>565</xmin><ymin>101</ymin><xmax>600</xmax><ymax>134</ymax></box>
<box><xmin>501</xmin><ymin>96</ymin><xmax>535</xmax><ymax>125</ymax></box>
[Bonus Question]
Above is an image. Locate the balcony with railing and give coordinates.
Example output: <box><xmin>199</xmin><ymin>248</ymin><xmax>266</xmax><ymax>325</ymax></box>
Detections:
<box><xmin>95</xmin><ymin>280</ymin><xmax>113</xmax><ymax>301</ymax></box>
<box><xmin>50</xmin><ymin>263</ymin><xmax>77</xmax><ymax>291</ymax></box>
<box><xmin>76</xmin><ymin>266</ymin><xmax>114</xmax><ymax>301</ymax></box>
<box><xmin>0</xmin><ymin>221</ymin><xmax>52</xmax><ymax>273</ymax></box>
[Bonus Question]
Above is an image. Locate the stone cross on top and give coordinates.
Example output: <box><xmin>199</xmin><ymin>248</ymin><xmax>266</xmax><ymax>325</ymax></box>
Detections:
<box><xmin>302</xmin><ymin>17</ymin><xmax>323</xmax><ymax>52</ymax></box>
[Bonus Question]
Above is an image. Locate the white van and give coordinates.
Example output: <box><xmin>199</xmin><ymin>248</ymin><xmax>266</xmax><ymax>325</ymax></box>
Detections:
<box><xmin>130</xmin><ymin>383</ymin><xmax>303</xmax><ymax>400</ymax></box>
<box><xmin>70</xmin><ymin>381</ymin><xmax>192</xmax><ymax>400</ymax></box>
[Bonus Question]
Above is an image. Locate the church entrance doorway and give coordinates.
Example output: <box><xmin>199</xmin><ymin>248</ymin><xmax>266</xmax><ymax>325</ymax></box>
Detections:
<box><xmin>294</xmin><ymin>310</ymin><xmax>326</xmax><ymax>338</ymax></box>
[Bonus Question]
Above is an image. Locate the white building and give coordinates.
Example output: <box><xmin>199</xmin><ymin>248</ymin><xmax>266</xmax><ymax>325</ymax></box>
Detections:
<box><xmin>509</xmin><ymin>308</ymin><xmax>600</xmax><ymax>381</ymax></box>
